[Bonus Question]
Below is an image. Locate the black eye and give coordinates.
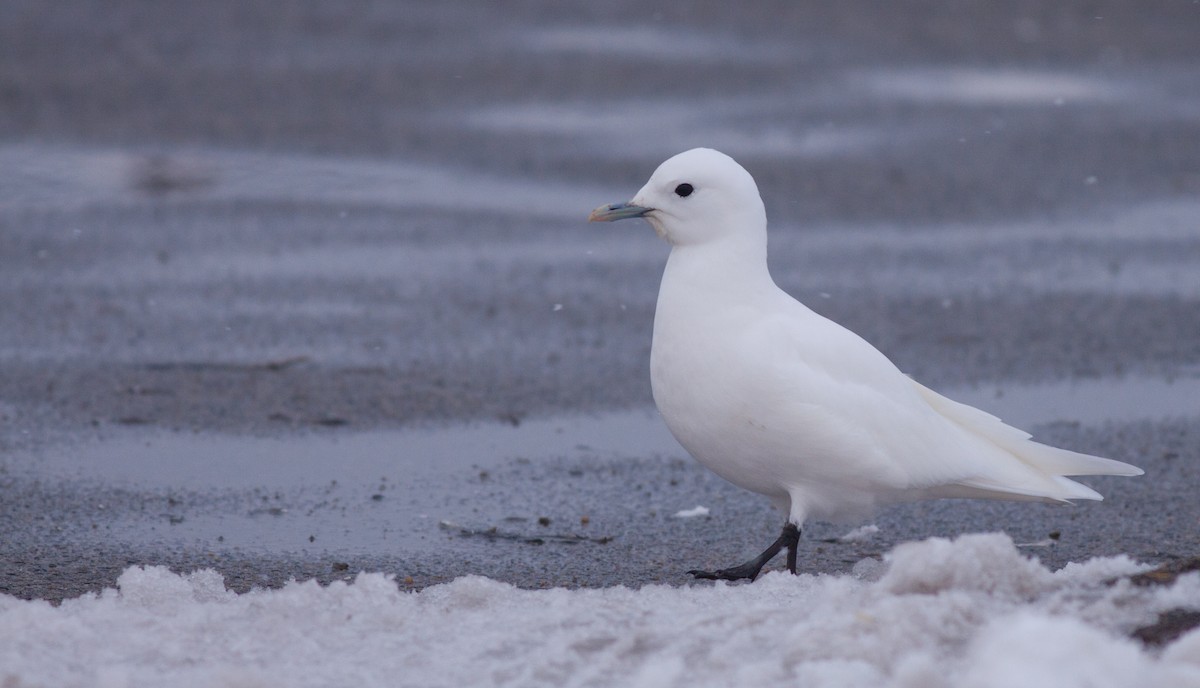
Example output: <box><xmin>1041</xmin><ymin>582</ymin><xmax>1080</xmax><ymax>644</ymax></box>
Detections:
<box><xmin>674</xmin><ymin>183</ymin><xmax>694</xmax><ymax>197</ymax></box>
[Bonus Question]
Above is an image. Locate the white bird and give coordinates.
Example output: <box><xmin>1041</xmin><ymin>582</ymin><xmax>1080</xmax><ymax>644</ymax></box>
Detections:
<box><xmin>589</xmin><ymin>148</ymin><xmax>1143</xmax><ymax>581</ymax></box>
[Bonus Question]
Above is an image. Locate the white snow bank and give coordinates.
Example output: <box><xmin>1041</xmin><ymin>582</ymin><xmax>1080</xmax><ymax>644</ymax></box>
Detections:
<box><xmin>2</xmin><ymin>534</ymin><xmax>1199</xmax><ymax>688</ymax></box>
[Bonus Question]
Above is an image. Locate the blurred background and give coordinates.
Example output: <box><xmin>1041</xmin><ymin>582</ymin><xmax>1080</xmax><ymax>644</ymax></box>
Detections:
<box><xmin>2</xmin><ymin>1</ymin><xmax>1198</xmax><ymax>432</ymax></box>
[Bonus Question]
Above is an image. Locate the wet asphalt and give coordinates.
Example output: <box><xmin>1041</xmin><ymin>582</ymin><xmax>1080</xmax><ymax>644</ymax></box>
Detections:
<box><xmin>1</xmin><ymin>1</ymin><xmax>1199</xmax><ymax>601</ymax></box>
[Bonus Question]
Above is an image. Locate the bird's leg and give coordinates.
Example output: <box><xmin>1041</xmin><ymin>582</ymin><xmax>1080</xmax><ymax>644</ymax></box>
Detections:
<box><xmin>689</xmin><ymin>522</ymin><xmax>801</xmax><ymax>581</ymax></box>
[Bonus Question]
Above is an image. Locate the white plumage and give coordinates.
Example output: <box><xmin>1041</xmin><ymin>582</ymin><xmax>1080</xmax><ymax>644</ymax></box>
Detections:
<box><xmin>589</xmin><ymin>148</ymin><xmax>1142</xmax><ymax>581</ymax></box>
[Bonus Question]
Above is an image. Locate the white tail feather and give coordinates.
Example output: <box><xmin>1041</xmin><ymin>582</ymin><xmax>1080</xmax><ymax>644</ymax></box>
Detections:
<box><xmin>941</xmin><ymin>474</ymin><xmax>1104</xmax><ymax>503</ymax></box>
<box><xmin>913</xmin><ymin>381</ymin><xmax>1144</xmax><ymax>481</ymax></box>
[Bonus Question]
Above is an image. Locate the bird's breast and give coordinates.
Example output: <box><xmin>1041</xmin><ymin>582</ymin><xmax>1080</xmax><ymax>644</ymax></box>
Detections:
<box><xmin>650</xmin><ymin>306</ymin><xmax>795</xmax><ymax>499</ymax></box>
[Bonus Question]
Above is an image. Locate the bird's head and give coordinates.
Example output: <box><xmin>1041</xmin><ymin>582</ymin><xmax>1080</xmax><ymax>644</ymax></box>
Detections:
<box><xmin>588</xmin><ymin>148</ymin><xmax>766</xmax><ymax>247</ymax></box>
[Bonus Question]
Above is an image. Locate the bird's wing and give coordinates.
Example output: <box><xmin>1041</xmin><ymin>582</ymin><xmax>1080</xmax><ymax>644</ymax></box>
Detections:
<box><xmin>750</xmin><ymin>302</ymin><xmax>1140</xmax><ymax>504</ymax></box>
<box><xmin>911</xmin><ymin>381</ymin><xmax>1144</xmax><ymax>477</ymax></box>
<box><xmin>747</xmin><ymin>308</ymin><xmax>1002</xmax><ymax>484</ymax></box>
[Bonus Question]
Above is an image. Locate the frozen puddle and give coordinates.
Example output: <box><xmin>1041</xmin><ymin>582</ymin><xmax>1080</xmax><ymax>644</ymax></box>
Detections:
<box><xmin>2</xmin><ymin>533</ymin><xmax>1198</xmax><ymax>687</ymax></box>
<box><xmin>949</xmin><ymin>374</ymin><xmax>1200</xmax><ymax>428</ymax></box>
<box><xmin>17</xmin><ymin>410</ymin><xmax>682</xmax><ymax>555</ymax></box>
<box><xmin>9</xmin><ymin>374</ymin><xmax>1198</xmax><ymax>557</ymax></box>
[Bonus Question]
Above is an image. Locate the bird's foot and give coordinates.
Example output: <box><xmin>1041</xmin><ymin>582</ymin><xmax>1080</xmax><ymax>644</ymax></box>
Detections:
<box><xmin>687</xmin><ymin>561</ymin><xmax>768</xmax><ymax>582</ymax></box>
<box><xmin>688</xmin><ymin>522</ymin><xmax>802</xmax><ymax>582</ymax></box>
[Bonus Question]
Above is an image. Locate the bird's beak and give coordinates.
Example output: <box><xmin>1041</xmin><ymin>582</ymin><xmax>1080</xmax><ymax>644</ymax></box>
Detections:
<box><xmin>588</xmin><ymin>201</ymin><xmax>653</xmax><ymax>222</ymax></box>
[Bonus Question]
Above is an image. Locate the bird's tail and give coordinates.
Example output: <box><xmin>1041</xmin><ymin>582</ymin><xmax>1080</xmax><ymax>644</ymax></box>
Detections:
<box><xmin>912</xmin><ymin>381</ymin><xmax>1143</xmax><ymax>501</ymax></box>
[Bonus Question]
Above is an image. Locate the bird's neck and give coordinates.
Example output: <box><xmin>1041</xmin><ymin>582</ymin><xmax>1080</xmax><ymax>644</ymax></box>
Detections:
<box><xmin>660</xmin><ymin>232</ymin><xmax>777</xmax><ymax>305</ymax></box>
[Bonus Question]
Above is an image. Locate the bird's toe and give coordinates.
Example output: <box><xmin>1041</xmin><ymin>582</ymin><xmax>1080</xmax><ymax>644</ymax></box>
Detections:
<box><xmin>687</xmin><ymin>565</ymin><xmax>761</xmax><ymax>582</ymax></box>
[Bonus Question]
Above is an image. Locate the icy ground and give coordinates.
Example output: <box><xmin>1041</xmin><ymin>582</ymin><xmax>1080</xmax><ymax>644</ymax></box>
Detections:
<box><xmin>2</xmin><ymin>534</ymin><xmax>1198</xmax><ymax>688</ymax></box>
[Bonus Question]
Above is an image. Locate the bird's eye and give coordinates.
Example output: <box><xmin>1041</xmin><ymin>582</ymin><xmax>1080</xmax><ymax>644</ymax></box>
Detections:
<box><xmin>674</xmin><ymin>183</ymin><xmax>694</xmax><ymax>197</ymax></box>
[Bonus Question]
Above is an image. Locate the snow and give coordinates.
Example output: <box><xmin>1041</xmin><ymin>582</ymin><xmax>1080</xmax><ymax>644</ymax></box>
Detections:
<box><xmin>838</xmin><ymin>524</ymin><xmax>880</xmax><ymax>542</ymax></box>
<box><xmin>673</xmin><ymin>505</ymin><xmax>710</xmax><ymax>518</ymax></box>
<box><xmin>2</xmin><ymin>534</ymin><xmax>1199</xmax><ymax>688</ymax></box>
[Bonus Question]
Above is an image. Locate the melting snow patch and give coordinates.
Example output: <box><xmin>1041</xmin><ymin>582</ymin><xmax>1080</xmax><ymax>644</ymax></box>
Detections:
<box><xmin>1</xmin><ymin>534</ymin><xmax>1198</xmax><ymax>688</ymax></box>
<box><xmin>838</xmin><ymin>524</ymin><xmax>879</xmax><ymax>542</ymax></box>
<box><xmin>858</xmin><ymin>67</ymin><xmax>1121</xmax><ymax>104</ymax></box>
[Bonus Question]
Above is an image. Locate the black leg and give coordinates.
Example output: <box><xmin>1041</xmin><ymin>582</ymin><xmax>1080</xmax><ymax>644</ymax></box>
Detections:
<box><xmin>689</xmin><ymin>522</ymin><xmax>801</xmax><ymax>582</ymax></box>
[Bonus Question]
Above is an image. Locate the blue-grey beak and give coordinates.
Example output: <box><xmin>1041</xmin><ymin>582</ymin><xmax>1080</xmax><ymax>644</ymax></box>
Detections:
<box><xmin>588</xmin><ymin>201</ymin><xmax>653</xmax><ymax>222</ymax></box>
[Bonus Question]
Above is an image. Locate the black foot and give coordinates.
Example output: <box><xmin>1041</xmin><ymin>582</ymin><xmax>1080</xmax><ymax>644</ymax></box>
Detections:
<box><xmin>687</xmin><ymin>562</ymin><xmax>768</xmax><ymax>581</ymax></box>
<box><xmin>689</xmin><ymin>522</ymin><xmax>801</xmax><ymax>582</ymax></box>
